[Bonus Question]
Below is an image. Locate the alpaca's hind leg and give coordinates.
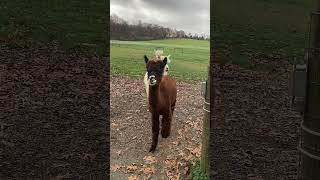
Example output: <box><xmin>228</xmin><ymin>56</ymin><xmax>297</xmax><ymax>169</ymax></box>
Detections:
<box><xmin>161</xmin><ymin>114</ymin><xmax>171</xmax><ymax>138</ymax></box>
<box><xmin>171</xmin><ymin>100</ymin><xmax>176</xmax><ymax>114</ymax></box>
<box><xmin>162</xmin><ymin>101</ymin><xmax>176</xmax><ymax>138</ymax></box>
<box><xmin>149</xmin><ymin>113</ymin><xmax>160</xmax><ymax>153</ymax></box>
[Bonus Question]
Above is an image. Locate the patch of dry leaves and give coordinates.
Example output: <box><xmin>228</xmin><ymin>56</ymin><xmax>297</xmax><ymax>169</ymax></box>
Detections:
<box><xmin>110</xmin><ymin>76</ymin><xmax>204</xmax><ymax>179</ymax></box>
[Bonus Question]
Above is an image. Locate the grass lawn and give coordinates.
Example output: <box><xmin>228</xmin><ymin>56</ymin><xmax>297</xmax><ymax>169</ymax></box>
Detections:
<box><xmin>213</xmin><ymin>0</ymin><xmax>315</xmax><ymax>67</ymax></box>
<box><xmin>0</xmin><ymin>0</ymin><xmax>107</xmax><ymax>55</ymax></box>
<box><xmin>110</xmin><ymin>38</ymin><xmax>210</xmax><ymax>81</ymax></box>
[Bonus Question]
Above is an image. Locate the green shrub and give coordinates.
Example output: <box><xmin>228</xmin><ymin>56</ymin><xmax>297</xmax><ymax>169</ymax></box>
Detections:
<box><xmin>189</xmin><ymin>160</ymin><xmax>209</xmax><ymax>180</ymax></box>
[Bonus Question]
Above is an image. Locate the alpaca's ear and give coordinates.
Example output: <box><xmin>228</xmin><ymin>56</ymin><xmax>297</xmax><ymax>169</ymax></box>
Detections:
<box><xmin>144</xmin><ymin>55</ymin><xmax>149</xmax><ymax>64</ymax></box>
<box><xmin>167</xmin><ymin>55</ymin><xmax>171</xmax><ymax>63</ymax></box>
<box><xmin>162</xmin><ymin>57</ymin><xmax>167</xmax><ymax>65</ymax></box>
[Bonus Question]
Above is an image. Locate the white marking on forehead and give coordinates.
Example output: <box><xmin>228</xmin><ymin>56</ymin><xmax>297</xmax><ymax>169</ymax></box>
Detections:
<box><xmin>155</xmin><ymin>50</ymin><xmax>163</xmax><ymax>60</ymax></box>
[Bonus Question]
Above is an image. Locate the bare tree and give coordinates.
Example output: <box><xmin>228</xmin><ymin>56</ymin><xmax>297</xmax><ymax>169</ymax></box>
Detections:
<box><xmin>110</xmin><ymin>14</ymin><xmax>196</xmax><ymax>40</ymax></box>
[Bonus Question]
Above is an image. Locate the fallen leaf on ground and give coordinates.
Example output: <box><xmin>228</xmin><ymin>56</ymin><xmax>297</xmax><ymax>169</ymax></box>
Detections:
<box><xmin>184</xmin><ymin>167</ymin><xmax>190</xmax><ymax>177</ymax></box>
<box><xmin>143</xmin><ymin>175</ymin><xmax>152</xmax><ymax>180</ymax></box>
<box><xmin>128</xmin><ymin>175</ymin><xmax>139</xmax><ymax>180</ymax></box>
<box><xmin>182</xmin><ymin>154</ymin><xmax>194</xmax><ymax>161</ymax></box>
<box><xmin>111</xmin><ymin>164</ymin><xmax>121</xmax><ymax>172</ymax></box>
<box><xmin>178</xmin><ymin>151</ymin><xmax>185</xmax><ymax>157</ymax></box>
<box><xmin>143</xmin><ymin>156</ymin><xmax>157</xmax><ymax>164</ymax></box>
<box><xmin>172</xmin><ymin>141</ymin><xmax>179</xmax><ymax>146</ymax></box>
<box><xmin>191</xmin><ymin>147</ymin><xmax>201</xmax><ymax>157</ymax></box>
<box><xmin>127</xmin><ymin>164</ymin><xmax>138</xmax><ymax>173</ymax></box>
<box><xmin>166</xmin><ymin>170</ymin><xmax>179</xmax><ymax>180</ymax></box>
<box><xmin>142</xmin><ymin>165</ymin><xmax>156</xmax><ymax>174</ymax></box>
<box><xmin>175</xmin><ymin>162</ymin><xmax>180</xmax><ymax>178</ymax></box>
<box><xmin>164</xmin><ymin>159</ymin><xmax>176</xmax><ymax>169</ymax></box>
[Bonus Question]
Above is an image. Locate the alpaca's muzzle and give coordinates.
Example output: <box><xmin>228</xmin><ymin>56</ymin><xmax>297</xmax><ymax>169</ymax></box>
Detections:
<box><xmin>149</xmin><ymin>75</ymin><xmax>157</xmax><ymax>86</ymax></box>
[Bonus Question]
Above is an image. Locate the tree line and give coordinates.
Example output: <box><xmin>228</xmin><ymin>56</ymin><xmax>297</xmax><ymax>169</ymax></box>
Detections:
<box><xmin>110</xmin><ymin>14</ymin><xmax>209</xmax><ymax>41</ymax></box>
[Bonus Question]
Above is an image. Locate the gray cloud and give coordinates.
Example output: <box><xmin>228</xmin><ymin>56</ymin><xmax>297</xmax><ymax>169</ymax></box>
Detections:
<box><xmin>110</xmin><ymin>0</ymin><xmax>210</xmax><ymax>35</ymax></box>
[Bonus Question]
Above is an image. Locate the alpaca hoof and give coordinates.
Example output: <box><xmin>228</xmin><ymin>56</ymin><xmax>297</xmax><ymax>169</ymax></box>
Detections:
<box><xmin>161</xmin><ymin>132</ymin><xmax>170</xmax><ymax>138</ymax></box>
<box><xmin>149</xmin><ymin>146</ymin><xmax>156</xmax><ymax>153</ymax></box>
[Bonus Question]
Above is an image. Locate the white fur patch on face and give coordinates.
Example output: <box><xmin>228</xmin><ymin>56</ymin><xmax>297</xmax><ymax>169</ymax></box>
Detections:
<box><xmin>148</xmin><ymin>75</ymin><xmax>157</xmax><ymax>86</ymax></box>
<box><xmin>144</xmin><ymin>72</ymin><xmax>149</xmax><ymax>99</ymax></box>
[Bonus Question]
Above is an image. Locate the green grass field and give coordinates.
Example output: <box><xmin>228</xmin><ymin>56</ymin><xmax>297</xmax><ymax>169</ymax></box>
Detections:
<box><xmin>110</xmin><ymin>38</ymin><xmax>209</xmax><ymax>81</ymax></box>
<box><xmin>0</xmin><ymin>0</ymin><xmax>107</xmax><ymax>54</ymax></box>
<box><xmin>213</xmin><ymin>0</ymin><xmax>315</xmax><ymax>67</ymax></box>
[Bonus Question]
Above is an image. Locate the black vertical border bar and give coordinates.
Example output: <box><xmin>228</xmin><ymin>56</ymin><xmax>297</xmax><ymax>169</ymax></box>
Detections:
<box><xmin>106</xmin><ymin>0</ymin><xmax>110</xmax><ymax>178</ymax></box>
<box><xmin>209</xmin><ymin>0</ymin><xmax>215</xmax><ymax>179</ymax></box>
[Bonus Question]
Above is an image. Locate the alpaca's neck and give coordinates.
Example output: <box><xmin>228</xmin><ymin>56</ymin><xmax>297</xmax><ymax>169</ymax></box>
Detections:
<box><xmin>149</xmin><ymin>85</ymin><xmax>159</xmax><ymax>107</ymax></box>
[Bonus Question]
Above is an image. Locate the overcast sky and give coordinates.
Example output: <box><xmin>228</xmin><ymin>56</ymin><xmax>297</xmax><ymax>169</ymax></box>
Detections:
<box><xmin>110</xmin><ymin>0</ymin><xmax>210</xmax><ymax>36</ymax></box>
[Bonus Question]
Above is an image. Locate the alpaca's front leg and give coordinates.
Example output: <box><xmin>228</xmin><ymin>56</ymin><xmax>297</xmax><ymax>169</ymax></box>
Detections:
<box><xmin>149</xmin><ymin>113</ymin><xmax>160</xmax><ymax>153</ymax></box>
<box><xmin>161</xmin><ymin>114</ymin><xmax>171</xmax><ymax>138</ymax></box>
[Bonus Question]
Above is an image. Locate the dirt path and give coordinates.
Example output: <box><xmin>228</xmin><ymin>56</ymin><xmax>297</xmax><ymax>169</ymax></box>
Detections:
<box><xmin>110</xmin><ymin>76</ymin><xmax>205</xmax><ymax>179</ymax></box>
<box><xmin>211</xmin><ymin>64</ymin><xmax>302</xmax><ymax>179</ymax></box>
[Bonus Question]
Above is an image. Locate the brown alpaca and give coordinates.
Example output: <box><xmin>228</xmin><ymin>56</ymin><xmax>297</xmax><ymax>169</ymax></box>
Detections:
<box><xmin>144</xmin><ymin>55</ymin><xmax>177</xmax><ymax>153</ymax></box>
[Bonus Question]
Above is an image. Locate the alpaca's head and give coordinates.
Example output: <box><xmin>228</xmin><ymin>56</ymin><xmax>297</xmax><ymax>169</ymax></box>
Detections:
<box><xmin>144</xmin><ymin>55</ymin><xmax>168</xmax><ymax>86</ymax></box>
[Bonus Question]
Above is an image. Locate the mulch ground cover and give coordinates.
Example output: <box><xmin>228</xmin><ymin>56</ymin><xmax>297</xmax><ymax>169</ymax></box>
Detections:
<box><xmin>210</xmin><ymin>63</ymin><xmax>302</xmax><ymax>179</ymax></box>
<box><xmin>0</xmin><ymin>42</ymin><xmax>109</xmax><ymax>179</ymax></box>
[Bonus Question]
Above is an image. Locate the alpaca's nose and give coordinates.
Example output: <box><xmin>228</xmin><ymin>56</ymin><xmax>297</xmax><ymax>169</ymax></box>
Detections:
<box><xmin>149</xmin><ymin>75</ymin><xmax>156</xmax><ymax>85</ymax></box>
